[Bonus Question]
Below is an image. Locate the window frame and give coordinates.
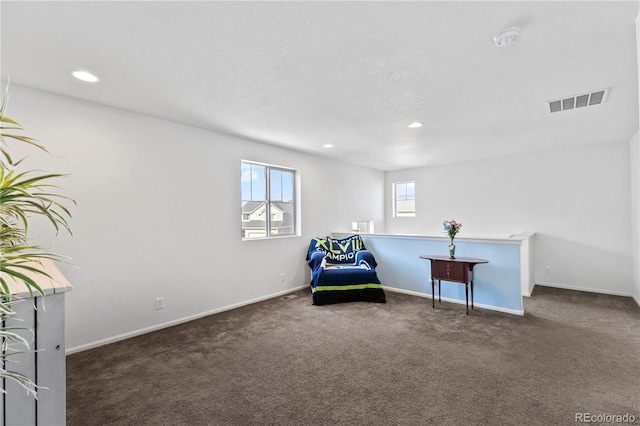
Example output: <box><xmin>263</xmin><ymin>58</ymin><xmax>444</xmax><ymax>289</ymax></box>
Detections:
<box><xmin>241</xmin><ymin>160</ymin><xmax>298</xmax><ymax>240</ymax></box>
<box><xmin>393</xmin><ymin>180</ymin><xmax>416</xmax><ymax>218</ymax></box>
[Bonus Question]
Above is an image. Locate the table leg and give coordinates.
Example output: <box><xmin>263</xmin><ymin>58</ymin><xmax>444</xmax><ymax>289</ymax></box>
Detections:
<box><xmin>465</xmin><ymin>283</ymin><xmax>469</xmax><ymax>315</ymax></box>
<box><xmin>438</xmin><ymin>280</ymin><xmax>441</xmax><ymax>304</ymax></box>
<box><xmin>431</xmin><ymin>277</ymin><xmax>435</xmax><ymax>308</ymax></box>
<box><xmin>471</xmin><ymin>279</ymin><xmax>474</xmax><ymax>309</ymax></box>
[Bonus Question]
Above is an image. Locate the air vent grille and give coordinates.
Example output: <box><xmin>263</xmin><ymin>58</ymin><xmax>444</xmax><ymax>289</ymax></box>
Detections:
<box><xmin>548</xmin><ymin>88</ymin><xmax>609</xmax><ymax>113</ymax></box>
<box><xmin>562</xmin><ymin>98</ymin><xmax>575</xmax><ymax>110</ymax></box>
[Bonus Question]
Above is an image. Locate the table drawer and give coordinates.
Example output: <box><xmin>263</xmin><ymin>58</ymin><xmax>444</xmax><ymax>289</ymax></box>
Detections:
<box><xmin>431</xmin><ymin>260</ymin><xmax>468</xmax><ymax>282</ymax></box>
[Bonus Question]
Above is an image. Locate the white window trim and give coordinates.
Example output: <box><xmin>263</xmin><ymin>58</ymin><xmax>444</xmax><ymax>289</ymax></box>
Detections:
<box><xmin>241</xmin><ymin>160</ymin><xmax>300</xmax><ymax>240</ymax></box>
<box><xmin>393</xmin><ymin>180</ymin><xmax>416</xmax><ymax>218</ymax></box>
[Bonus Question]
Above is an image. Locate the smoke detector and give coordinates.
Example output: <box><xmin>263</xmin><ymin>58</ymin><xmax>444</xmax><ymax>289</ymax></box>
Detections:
<box><xmin>494</xmin><ymin>27</ymin><xmax>521</xmax><ymax>47</ymax></box>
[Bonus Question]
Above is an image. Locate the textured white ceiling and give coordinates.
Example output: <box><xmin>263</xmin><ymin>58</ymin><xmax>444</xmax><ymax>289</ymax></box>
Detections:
<box><xmin>1</xmin><ymin>1</ymin><xmax>639</xmax><ymax>171</ymax></box>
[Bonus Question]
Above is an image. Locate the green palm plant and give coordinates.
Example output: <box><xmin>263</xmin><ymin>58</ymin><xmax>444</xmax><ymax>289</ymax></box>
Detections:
<box><xmin>0</xmin><ymin>88</ymin><xmax>74</xmax><ymax>397</ymax></box>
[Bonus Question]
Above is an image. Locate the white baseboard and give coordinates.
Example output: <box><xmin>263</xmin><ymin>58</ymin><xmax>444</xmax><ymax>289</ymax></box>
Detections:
<box><xmin>633</xmin><ymin>293</ymin><xmax>640</xmax><ymax>307</ymax></box>
<box><xmin>66</xmin><ymin>285</ymin><xmax>308</xmax><ymax>355</ymax></box>
<box><xmin>383</xmin><ymin>286</ymin><xmax>524</xmax><ymax>316</ymax></box>
<box><xmin>535</xmin><ymin>281</ymin><xmax>633</xmax><ymax>298</ymax></box>
<box><xmin>523</xmin><ymin>280</ymin><xmax>536</xmax><ymax>298</ymax></box>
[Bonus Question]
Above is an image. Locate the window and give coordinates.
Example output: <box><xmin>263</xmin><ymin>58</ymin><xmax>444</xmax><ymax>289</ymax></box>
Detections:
<box><xmin>393</xmin><ymin>181</ymin><xmax>415</xmax><ymax>217</ymax></box>
<box><xmin>241</xmin><ymin>161</ymin><xmax>296</xmax><ymax>239</ymax></box>
<box><xmin>351</xmin><ymin>220</ymin><xmax>374</xmax><ymax>233</ymax></box>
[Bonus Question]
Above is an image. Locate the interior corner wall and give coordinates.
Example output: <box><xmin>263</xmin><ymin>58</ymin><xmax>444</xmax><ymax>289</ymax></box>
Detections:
<box><xmin>385</xmin><ymin>142</ymin><xmax>633</xmax><ymax>297</ymax></box>
<box><xmin>5</xmin><ymin>84</ymin><xmax>385</xmax><ymax>351</ymax></box>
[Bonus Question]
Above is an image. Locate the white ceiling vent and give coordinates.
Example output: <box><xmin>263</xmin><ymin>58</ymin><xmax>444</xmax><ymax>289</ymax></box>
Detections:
<box><xmin>547</xmin><ymin>88</ymin><xmax>609</xmax><ymax>113</ymax></box>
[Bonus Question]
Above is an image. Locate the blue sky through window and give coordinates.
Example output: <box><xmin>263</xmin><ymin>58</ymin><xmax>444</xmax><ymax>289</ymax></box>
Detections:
<box><xmin>395</xmin><ymin>181</ymin><xmax>415</xmax><ymax>201</ymax></box>
<box><xmin>396</xmin><ymin>182</ymin><xmax>407</xmax><ymax>200</ymax></box>
<box><xmin>269</xmin><ymin>169</ymin><xmax>294</xmax><ymax>202</ymax></box>
<box><xmin>241</xmin><ymin>163</ymin><xmax>266</xmax><ymax>202</ymax></box>
<box><xmin>270</xmin><ymin>170</ymin><xmax>282</xmax><ymax>201</ymax></box>
<box><xmin>406</xmin><ymin>182</ymin><xmax>415</xmax><ymax>199</ymax></box>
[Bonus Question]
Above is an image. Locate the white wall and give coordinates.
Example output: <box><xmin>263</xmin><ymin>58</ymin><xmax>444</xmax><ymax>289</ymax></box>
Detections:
<box><xmin>633</xmin><ymin>13</ymin><xmax>640</xmax><ymax>306</ymax></box>
<box><xmin>631</xmin><ymin>132</ymin><xmax>640</xmax><ymax>305</ymax></box>
<box><xmin>6</xmin><ymin>84</ymin><xmax>385</xmax><ymax>351</ymax></box>
<box><xmin>385</xmin><ymin>142</ymin><xmax>633</xmax><ymax>296</ymax></box>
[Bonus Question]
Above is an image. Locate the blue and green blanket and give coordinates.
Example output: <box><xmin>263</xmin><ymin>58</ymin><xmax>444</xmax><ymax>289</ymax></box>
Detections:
<box><xmin>306</xmin><ymin>235</ymin><xmax>386</xmax><ymax>305</ymax></box>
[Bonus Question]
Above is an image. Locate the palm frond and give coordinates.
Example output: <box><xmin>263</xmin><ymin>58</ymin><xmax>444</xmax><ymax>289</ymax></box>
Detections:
<box><xmin>0</xmin><ymin>369</ymin><xmax>40</xmax><ymax>398</ymax></box>
<box><xmin>0</xmin><ymin>91</ymin><xmax>48</xmax><ymax>164</ymax></box>
<box><xmin>0</xmin><ymin>84</ymin><xmax>74</xmax><ymax>401</ymax></box>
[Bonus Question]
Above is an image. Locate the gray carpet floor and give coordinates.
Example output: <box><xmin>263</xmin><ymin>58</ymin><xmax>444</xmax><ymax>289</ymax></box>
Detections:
<box><xmin>66</xmin><ymin>286</ymin><xmax>640</xmax><ymax>425</ymax></box>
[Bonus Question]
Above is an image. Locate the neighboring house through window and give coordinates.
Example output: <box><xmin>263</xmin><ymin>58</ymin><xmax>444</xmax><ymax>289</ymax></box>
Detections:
<box><xmin>241</xmin><ymin>161</ymin><xmax>296</xmax><ymax>239</ymax></box>
<box><xmin>393</xmin><ymin>181</ymin><xmax>415</xmax><ymax>217</ymax></box>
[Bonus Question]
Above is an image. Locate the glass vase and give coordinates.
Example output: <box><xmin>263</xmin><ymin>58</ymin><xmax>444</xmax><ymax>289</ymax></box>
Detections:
<box><xmin>448</xmin><ymin>238</ymin><xmax>456</xmax><ymax>259</ymax></box>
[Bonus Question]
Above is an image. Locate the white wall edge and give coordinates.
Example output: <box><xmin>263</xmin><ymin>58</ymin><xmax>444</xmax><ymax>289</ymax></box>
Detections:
<box><xmin>535</xmin><ymin>282</ymin><xmax>633</xmax><ymax>298</ymax></box>
<box><xmin>66</xmin><ymin>285</ymin><xmax>308</xmax><ymax>355</ymax></box>
<box><xmin>514</xmin><ymin>233</ymin><xmax>535</xmax><ymax>298</ymax></box>
<box><xmin>383</xmin><ymin>286</ymin><xmax>524</xmax><ymax>316</ymax></box>
<box><xmin>633</xmin><ymin>293</ymin><xmax>640</xmax><ymax>307</ymax></box>
<box><xmin>332</xmin><ymin>232</ymin><xmax>524</xmax><ymax>245</ymax></box>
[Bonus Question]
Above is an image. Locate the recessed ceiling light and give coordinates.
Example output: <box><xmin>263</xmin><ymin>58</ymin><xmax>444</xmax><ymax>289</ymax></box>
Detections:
<box><xmin>71</xmin><ymin>70</ymin><xmax>99</xmax><ymax>83</ymax></box>
<box><xmin>408</xmin><ymin>122</ymin><xmax>423</xmax><ymax>128</ymax></box>
<box><xmin>323</xmin><ymin>144</ymin><xmax>334</xmax><ymax>148</ymax></box>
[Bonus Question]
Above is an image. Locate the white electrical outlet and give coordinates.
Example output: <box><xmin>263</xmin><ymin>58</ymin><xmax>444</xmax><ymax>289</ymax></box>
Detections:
<box><xmin>155</xmin><ymin>297</ymin><xmax>164</xmax><ymax>310</ymax></box>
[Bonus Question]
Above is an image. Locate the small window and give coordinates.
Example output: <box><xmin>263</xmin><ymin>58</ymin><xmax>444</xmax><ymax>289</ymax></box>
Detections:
<box><xmin>393</xmin><ymin>181</ymin><xmax>415</xmax><ymax>217</ymax></box>
<box><xmin>352</xmin><ymin>220</ymin><xmax>374</xmax><ymax>233</ymax></box>
<box><xmin>241</xmin><ymin>161</ymin><xmax>297</xmax><ymax>239</ymax></box>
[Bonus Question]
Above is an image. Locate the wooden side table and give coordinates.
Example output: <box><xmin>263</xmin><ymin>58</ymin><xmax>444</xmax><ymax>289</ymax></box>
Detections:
<box><xmin>419</xmin><ymin>255</ymin><xmax>488</xmax><ymax>314</ymax></box>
